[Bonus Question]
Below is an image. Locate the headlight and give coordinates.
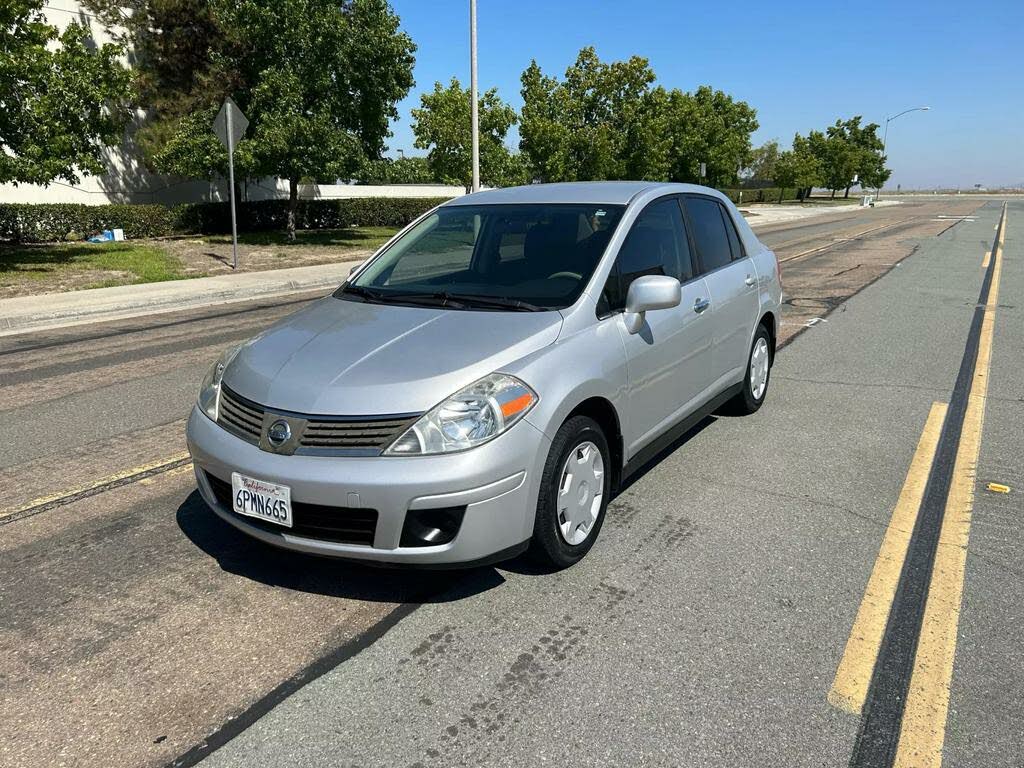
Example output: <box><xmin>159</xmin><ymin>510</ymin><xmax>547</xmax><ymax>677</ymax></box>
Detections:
<box><xmin>385</xmin><ymin>373</ymin><xmax>537</xmax><ymax>455</ymax></box>
<box><xmin>198</xmin><ymin>345</ymin><xmax>242</xmax><ymax>421</ymax></box>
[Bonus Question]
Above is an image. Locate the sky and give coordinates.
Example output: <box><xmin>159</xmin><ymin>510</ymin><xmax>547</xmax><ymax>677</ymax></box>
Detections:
<box><xmin>386</xmin><ymin>0</ymin><xmax>1024</xmax><ymax>189</ymax></box>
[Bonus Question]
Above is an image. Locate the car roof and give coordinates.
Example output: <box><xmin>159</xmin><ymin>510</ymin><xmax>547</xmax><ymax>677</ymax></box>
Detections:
<box><xmin>441</xmin><ymin>181</ymin><xmax>724</xmax><ymax>207</ymax></box>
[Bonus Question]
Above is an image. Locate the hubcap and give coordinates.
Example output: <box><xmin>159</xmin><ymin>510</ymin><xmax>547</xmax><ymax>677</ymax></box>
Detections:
<box><xmin>750</xmin><ymin>337</ymin><xmax>770</xmax><ymax>400</ymax></box>
<box><xmin>556</xmin><ymin>441</ymin><xmax>604</xmax><ymax>546</ymax></box>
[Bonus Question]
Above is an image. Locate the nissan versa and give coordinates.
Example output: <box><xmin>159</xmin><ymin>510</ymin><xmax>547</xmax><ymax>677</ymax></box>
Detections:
<box><xmin>186</xmin><ymin>182</ymin><xmax>782</xmax><ymax>568</ymax></box>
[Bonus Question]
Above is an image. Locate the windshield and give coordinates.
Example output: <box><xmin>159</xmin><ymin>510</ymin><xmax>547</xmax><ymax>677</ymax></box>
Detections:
<box><xmin>337</xmin><ymin>203</ymin><xmax>626</xmax><ymax>311</ymax></box>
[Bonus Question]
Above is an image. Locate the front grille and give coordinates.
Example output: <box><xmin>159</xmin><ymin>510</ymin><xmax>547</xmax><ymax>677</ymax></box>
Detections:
<box><xmin>204</xmin><ymin>472</ymin><xmax>377</xmax><ymax>546</ymax></box>
<box><xmin>217</xmin><ymin>384</ymin><xmax>418</xmax><ymax>455</ymax></box>
<box><xmin>218</xmin><ymin>386</ymin><xmax>263</xmax><ymax>444</ymax></box>
<box><xmin>300</xmin><ymin>416</ymin><xmax>418</xmax><ymax>452</ymax></box>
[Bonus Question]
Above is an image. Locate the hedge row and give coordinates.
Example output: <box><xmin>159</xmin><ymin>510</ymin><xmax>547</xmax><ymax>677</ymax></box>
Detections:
<box><xmin>0</xmin><ymin>203</ymin><xmax>178</xmax><ymax>243</ymax></box>
<box><xmin>173</xmin><ymin>197</ymin><xmax>451</xmax><ymax>235</ymax></box>
<box><xmin>0</xmin><ymin>197</ymin><xmax>454</xmax><ymax>243</ymax></box>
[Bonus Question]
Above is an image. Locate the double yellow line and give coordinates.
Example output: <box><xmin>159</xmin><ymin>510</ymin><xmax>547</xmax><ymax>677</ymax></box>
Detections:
<box><xmin>0</xmin><ymin>451</ymin><xmax>192</xmax><ymax>524</ymax></box>
<box><xmin>778</xmin><ymin>219</ymin><xmax>914</xmax><ymax>264</ymax></box>
<box><xmin>830</xmin><ymin>204</ymin><xmax>1007</xmax><ymax>765</ymax></box>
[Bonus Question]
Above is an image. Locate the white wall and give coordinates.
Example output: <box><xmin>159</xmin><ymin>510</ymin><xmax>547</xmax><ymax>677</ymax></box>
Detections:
<box><xmin>0</xmin><ymin>172</ymin><xmax>464</xmax><ymax>206</ymax></box>
<box><xmin>249</xmin><ymin>181</ymin><xmax>465</xmax><ymax>201</ymax></box>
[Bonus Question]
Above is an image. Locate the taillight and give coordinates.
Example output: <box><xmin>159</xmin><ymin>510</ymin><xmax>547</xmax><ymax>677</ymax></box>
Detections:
<box><xmin>775</xmin><ymin>254</ymin><xmax>783</xmax><ymax>291</ymax></box>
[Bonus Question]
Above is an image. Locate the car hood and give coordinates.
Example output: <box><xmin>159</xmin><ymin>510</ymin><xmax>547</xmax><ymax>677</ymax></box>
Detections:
<box><xmin>224</xmin><ymin>296</ymin><xmax>563</xmax><ymax>415</ymax></box>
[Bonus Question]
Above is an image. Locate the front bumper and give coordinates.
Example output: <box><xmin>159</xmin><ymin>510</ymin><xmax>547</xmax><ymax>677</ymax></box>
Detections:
<box><xmin>185</xmin><ymin>406</ymin><xmax>550</xmax><ymax>565</ymax></box>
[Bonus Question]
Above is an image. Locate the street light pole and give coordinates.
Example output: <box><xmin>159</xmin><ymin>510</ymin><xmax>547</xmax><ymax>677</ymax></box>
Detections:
<box><xmin>878</xmin><ymin>106</ymin><xmax>930</xmax><ymax>199</ymax></box>
<box><xmin>469</xmin><ymin>0</ymin><xmax>480</xmax><ymax>193</ymax></box>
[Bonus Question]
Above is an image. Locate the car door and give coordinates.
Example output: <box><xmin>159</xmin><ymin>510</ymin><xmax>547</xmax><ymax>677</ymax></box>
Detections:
<box><xmin>682</xmin><ymin>195</ymin><xmax>760</xmax><ymax>387</ymax></box>
<box><xmin>600</xmin><ymin>197</ymin><xmax>714</xmax><ymax>458</ymax></box>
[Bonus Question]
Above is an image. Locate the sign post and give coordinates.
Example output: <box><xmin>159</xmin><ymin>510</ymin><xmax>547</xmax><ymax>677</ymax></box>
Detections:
<box><xmin>213</xmin><ymin>98</ymin><xmax>249</xmax><ymax>270</ymax></box>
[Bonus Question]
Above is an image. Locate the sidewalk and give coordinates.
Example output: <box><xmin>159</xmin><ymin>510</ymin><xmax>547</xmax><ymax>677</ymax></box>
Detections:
<box><xmin>740</xmin><ymin>200</ymin><xmax>900</xmax><ymax>226</ymax></box>
<box><xmin>0</xmin><ymin>257</ymin><xmax>364</xmax><ymax>338</ymax></box>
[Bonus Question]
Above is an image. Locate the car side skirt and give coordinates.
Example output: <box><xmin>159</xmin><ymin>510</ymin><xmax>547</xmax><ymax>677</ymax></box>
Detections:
<box><xmin>619</xmin><ymin>382</ymin><xmax>744</xmax><ymax>486</ymax></box>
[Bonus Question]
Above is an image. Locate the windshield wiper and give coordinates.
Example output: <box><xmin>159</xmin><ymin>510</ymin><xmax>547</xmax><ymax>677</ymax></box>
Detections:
<box><xmin>339</xmin><ymin>284</ymin><xmax>387</xmax><ymax>303</ymax></box>
<box><xmin>340</xmin><ymin>285</ymin><xmax>468</xmax><ymax>308</ymax></box>
<box><xmin>360</xmin><ymin>290</ymin><xmax>471</xmax><ymax>309</ymax></box>
<box><xmin>340</xmin><ymin>286</ymin><xmax>543</xmax><ymax>312</ymax></box>
<box><xmin>441</xmin><ymin>293</ymin><xmax>546</xmax><ymax>312</ymax></box>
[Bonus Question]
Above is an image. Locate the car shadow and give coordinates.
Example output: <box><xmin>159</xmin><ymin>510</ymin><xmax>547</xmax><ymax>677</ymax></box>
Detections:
<box><xmin>176</xmin><ymin>490</ymin><xmax>507</xmax><ymax>604</ymax></box>
<box><xmin>178</xmin><ymin>415</ymin><xmax>723</xmax><ymax>586</ymax></box>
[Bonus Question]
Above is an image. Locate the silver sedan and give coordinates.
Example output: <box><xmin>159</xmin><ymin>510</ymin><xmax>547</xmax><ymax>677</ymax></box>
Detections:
<box><xmin>186</xmin><ymin>181</ymin><xmax>782</xmax><ymax>568</ymax></box>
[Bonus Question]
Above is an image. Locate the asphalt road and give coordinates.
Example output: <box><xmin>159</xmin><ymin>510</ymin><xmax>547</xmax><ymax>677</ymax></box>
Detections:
<box><xmin>1</xmin><ymin>197</ymin><xmax>1020</xmax><ymax>767</ymax></box>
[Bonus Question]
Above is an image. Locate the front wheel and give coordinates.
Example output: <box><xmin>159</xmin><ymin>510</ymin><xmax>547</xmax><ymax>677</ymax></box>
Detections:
<box><xmin>528</xmin><ymin>416</ymin><xmax>611</xmax><ymax>569</ymax></box>
<box><xmin>726</xmin><ymin>324</ymin><xmax>773</xmax><ymax>415</ymax></box>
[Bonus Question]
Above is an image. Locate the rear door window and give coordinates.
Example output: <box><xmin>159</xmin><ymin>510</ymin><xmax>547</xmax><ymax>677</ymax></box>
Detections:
<box><xmin>684</xmin><ymin>196</ymin><xmax>733</xmax><ymax>273</ymax></box>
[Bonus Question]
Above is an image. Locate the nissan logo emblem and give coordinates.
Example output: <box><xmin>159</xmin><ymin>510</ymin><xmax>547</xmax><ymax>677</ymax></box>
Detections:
<box><xmin>267</xmin><ymin>419</ymin><xmax>291</xmax><ymax>446</ymax></box>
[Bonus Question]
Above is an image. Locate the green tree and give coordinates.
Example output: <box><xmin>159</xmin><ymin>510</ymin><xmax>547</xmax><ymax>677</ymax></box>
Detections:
<box><xmin>774</xmin><ymin>137</ymin><xmax>822</xmax><ymax>203</ymax></box>
<box><xmin>83</xmin><ymin>0</ymin><xmax>229</xmax><ymax>168</ymax></box>
<box><xmin>411</xmin><ymin>78</ymin><xmax>521</xmax><ymax>191</ymax></box>
<box><xmin>152</xmin><ymin>0</ymin><xmax>416</xmax><ymax>239</ymax></box>
<box><xmin>804</xmin><ymin>117</ymin><xmax>890</xmax><ymax>199</ymax></box>
<box><xmin>357</xmin><ymin>155</ymin><xmax>435</xmax><ymax>185</ymax></box>
<box><xmin>151</xmin><ymin>106</ymin><xmax>228</xmax><ymax>179</ymax></box>
<box><xmin>663</xmin><ymin>85</ymin><xmax>759</xmax><ymax>187</ymax></box>
<box><xmin>839</xmin><ymin>116</ymin><xmax>889</xmax><ymax>195</ymax></box>
<box><xmin>742</xmin><ymin>139</ymin><xmax>780</xmax><ymax>184</ymax></box>
<box><xmin>487</xmin><ymin>150</ymin><xmax>532</xmax><ymax>189</ymax></box>
<box><xmin>518</xmin><ymin>48</ymin><xmax>671</xmax><ymax>182</ymax></box>
<box><xmin>803</xmin><ymin>128</ymin><xmax>846</xmax><ymax>198</ymax></box>
<box><xmin>0</xmin><ymin>0</ymin><xmax>131</xmax><ymax>185</ymax></box>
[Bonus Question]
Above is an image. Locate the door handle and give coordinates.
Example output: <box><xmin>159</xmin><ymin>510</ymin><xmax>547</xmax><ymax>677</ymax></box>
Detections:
<box><xmin>744</xmin><ymin>274</ymin><xmax>756</xmax><ymax>287</ymax></box>
<box><xmin>693</xmin><ymin>297</ymin><xmax>710</xmax><ymax>314</ymax></box>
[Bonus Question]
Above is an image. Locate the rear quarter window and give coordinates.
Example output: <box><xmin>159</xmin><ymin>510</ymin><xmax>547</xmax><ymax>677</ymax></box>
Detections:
<box><xmin>721</xmin><ymin>205</ymin><xmax>745</xmax><ymax>259</ymax></box>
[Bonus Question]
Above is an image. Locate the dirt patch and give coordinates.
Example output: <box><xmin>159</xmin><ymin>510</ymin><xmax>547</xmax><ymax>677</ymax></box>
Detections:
<box><xmin>162</xmin><ymin>237</ymin><xmax>380</xmax><ymax>278</ymax></box>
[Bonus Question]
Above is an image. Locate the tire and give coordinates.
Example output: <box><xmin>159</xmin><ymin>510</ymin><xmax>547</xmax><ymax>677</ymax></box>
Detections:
<box><xmin>726</xmin><ymin>324</ymin><xmax>773</xmax><ymax>415</ymax></box>
<box><xmin>528</xmin><ymin>416</ymin><xmax>611</xmax><ymax>569</ymax></box>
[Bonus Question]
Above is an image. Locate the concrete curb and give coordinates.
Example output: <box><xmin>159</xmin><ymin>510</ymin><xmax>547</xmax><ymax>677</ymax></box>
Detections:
<box><xmin>0</xmin><ymin>258</ymin><xmax>363</xmax><ymax>338</ymax></box>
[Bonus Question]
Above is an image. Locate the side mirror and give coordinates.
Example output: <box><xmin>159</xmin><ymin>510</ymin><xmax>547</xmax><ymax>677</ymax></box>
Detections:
<box><xmin>623</xmin><ymin>275</ymin><xmax>681</xmax><ymax>334</ymax></box>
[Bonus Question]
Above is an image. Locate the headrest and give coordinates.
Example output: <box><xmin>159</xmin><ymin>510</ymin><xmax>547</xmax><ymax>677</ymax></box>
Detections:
<box><xmin>524</xmin><ymin>214</ymin><xmax>579</xmax><ymax>263</ymax></box>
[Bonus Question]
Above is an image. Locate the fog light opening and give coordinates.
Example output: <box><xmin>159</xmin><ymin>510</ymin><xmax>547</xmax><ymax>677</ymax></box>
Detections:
<box><xmin>400</xmin><ymin>506</ymin><xmax>466</xmax><ymax>548</ymax></box>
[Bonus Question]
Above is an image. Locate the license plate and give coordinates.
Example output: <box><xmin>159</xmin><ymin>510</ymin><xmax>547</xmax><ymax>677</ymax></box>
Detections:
<box><xmin>231</xmin><ymin>472</ymin><xmax>292</xmax><ymax>528</ymax></box>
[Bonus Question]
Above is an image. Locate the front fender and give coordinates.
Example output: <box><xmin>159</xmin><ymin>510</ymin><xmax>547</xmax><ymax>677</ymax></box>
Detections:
<box><xmin>505</xmin><ymin>319</ymin><xmax>627</xmax><ymax>445</ymax></box>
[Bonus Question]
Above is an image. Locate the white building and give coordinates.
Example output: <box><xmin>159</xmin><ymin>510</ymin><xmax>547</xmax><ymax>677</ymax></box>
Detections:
<box><xmin>0</xmin><ymin>1</ymin><xmax>462</xmax><ymax>205</ymax></box>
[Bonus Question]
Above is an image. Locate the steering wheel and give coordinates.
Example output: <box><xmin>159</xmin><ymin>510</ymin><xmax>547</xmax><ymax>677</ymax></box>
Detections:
<box><xmin>547</xmin><ymin>271</ymin><xmax>582</xmax><ymax>281</ymax></box>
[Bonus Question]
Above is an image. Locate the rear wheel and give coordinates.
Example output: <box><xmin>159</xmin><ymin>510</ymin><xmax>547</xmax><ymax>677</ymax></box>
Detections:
<box><xmin>528</xmin><ymin>416</ymin><xmax>611</xmax><ymax>569</ymax></box>
<box><xmin>727</xmin><ymin>324</ymin><xmax>772</xmax><ymax>415</ymax></box>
